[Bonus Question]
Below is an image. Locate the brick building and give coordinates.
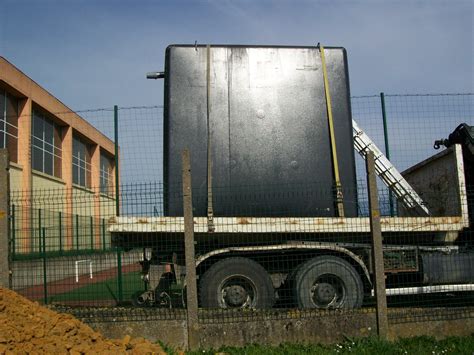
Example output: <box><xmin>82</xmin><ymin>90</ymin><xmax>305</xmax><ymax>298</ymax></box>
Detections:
<box><xmin>0</xmin><ymin>56</ymin><xmax>116</xmax><ymax>254</ymax></box>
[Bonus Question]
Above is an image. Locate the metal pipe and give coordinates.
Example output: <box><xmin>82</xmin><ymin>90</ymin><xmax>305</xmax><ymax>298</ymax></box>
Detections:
<box><xmin>42</xmin><ymin>227</ymin><xmax>48</xmax><ymax>304</ymax></box>
<box><xmin>102</xmin><ymin>219</ymin><xmax>106</xmax><ymax>251</ymax></box>
<box><xmin>114</xmin><ymin>105</ymin><xmax>120</xmax><ymax>216</ymax></box>
<box><xmin>11</xmin><ymin>204</ymin><xmax>15</xmax><ymax>258</ymax></box>
<box><xmin>75</xmin><ymin>214</ymin><xmax>79</xmax><ymax>250</ymax></box>
<box><xmin>146</xmin><ymin>72</ymin><xmax>165</xmax><ymax>79</ymax></box>
<box><xmin>382</xmin><ymin>284</ymin><xmax>474</xmax><ymax>296</ymax></box>
<box><xmin>58</xmin><ymin>211</ymin><xmax>62</xmax><ymax>252</ymax></box>
<box><xmin>38</xmin><ymin>209</ymin><xmax>41</xmax><ymax>253</ymax></box>
<box><xmin>380</xmin><ymin>92</ymin><xmax>394</xmax><ymax>216</ymax></box>
<box><xmin>117</xmin><ymin>249</ymin><xmax>123</xmax><ymax>304</ymax></box>
<box><xmin>90</xmin><ymin>216</ymin><xmax>94</xmax><ymax>250</ymax></box>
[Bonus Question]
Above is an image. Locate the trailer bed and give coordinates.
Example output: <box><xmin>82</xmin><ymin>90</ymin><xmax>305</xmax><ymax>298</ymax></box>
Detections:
<box><xmin>108</xmin><ymin>215</ymin><xmax>468</xmax><ymax>234</ymax></box>
<box><xmin>109</xmin><ymin>145</ymin><xmax>469</xmax><ymax>238</ymax></box>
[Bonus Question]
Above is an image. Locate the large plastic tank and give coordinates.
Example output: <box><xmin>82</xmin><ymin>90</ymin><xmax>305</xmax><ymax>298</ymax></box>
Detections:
<box><xmin>164</xmin><ymin>45</ymin><xmax>357</xmax><ymax>217</ymax></box>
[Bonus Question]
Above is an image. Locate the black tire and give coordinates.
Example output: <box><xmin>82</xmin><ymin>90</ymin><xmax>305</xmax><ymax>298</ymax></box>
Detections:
<box><xmin>293</xmin><ymin>256</ymin><xmax>364</xmax><ymax>309</ymax></box>
<box><xmin>132</xmin><ymin>290</ymin><xmax>152</xmax><ymax>307</ymax></box>
<box><xmin>199</xmin><ymin>257</ymin><xmax>275</xmax><ymax>309</ymax></box>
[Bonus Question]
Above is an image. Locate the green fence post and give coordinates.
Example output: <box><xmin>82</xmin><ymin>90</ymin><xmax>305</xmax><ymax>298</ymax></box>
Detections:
<box><xmin>58</xmin><ymin>211</ymin><xmax>62</xmax><ymax>253</ymax></box>
<box><xmin>117</xmin><ymin>249</ymin><xmax>123</xmax><ymax>304</ymax></box>
<box><xmin>11</xmin><ymin>204</ymin><xmax>15</xmax><ymax>258</ymax></box>
<box><xmin>114</xmin><ymin>105</ymin><xmax>120</xmax><ymax>217</ymax></box>
<box><xmin>38</xmin><ymin>209</ymin><xmax>42</xmax><ymax>254</ymax></box>
<box><xmin>102</xmin><ymin>219</ymin><xmax>106</xmax><ymax>251</ymax></box>
<box><xmin>90</xmin><ymin>216</ymin><xmax>94</xmax><ymax>250</ymax></box>
<box><xmin>75</xmin><ymin>214</ymin><xmax>79</xmax><ymax>250</ymax></box>
<box><xmin>0</xmin><ymin>150</ymin><xmax>10</xmax><ymax>288</ymax></box>
<box><xmin>380</xmin><ymin>92</ymin><xmax>395</xmax><ymax>217</ymax></box>
<box><xmin>42</xmin><ymin>227</ymin><xmax>48</xmax><ymax>305</ymax></box>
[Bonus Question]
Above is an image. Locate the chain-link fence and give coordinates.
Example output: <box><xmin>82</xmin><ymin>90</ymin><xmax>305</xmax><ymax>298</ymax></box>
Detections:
<box><xmin>6</xmin><ymin>93</ymin><xmax>474</xmax><ymax>329</ymax></box>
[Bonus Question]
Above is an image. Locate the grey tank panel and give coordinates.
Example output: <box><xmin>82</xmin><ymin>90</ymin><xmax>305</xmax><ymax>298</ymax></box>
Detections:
<box><xmin>164</xmin><ymin>45</ymin><xmax>357</xmax><ymax>217</ymax></box>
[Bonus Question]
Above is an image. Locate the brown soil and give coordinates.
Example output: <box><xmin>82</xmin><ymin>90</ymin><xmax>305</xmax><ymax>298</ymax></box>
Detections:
<box><xmin>0</xmin><ymin>287</ymin><xmax>167</xmax><ymax>354</ymax></box>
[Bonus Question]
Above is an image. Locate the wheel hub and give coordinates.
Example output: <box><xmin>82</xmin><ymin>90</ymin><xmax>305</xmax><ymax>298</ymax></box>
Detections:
<box><xmin>224</xmin><ymin>285</ymin><xmax>248</xmax><ymax>306</ymax></box>
<box><xmin>313</xmin><ymin>282</ymin><xmax>337</xmax><ymax>305</ymax></box>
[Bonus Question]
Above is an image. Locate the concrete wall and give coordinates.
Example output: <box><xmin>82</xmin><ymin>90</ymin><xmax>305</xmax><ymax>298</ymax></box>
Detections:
<box><xmin>88</xmin><ymin>310</ymin><xmax>474</xmax><ymax>350</ymax></box>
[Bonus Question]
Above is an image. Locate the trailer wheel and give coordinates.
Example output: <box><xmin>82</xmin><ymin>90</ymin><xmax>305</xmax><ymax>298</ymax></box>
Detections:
<box><xmin>293</xmin><ymin>256</ymin><xmax>363</xmax><ymax>309</ymax></box>
<box><xmin>132</xmin><ymin>290</ymin><xmax>154</xmax><ymax>307</ymax></box>
<box><xmin>199</xmin><ymin>257</ymin><xmax>275</xmax><ymax>309</ymax></box>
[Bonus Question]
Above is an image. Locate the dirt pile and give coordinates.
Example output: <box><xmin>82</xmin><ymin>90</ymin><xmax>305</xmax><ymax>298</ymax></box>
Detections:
<box><xmin>0</xmin><ymin>287</ymin><xmax>166</xmax><ymax>354</ymax></box>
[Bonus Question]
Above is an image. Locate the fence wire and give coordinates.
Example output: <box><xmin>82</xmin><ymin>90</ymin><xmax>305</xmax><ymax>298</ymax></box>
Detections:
<box><xmin>7</xmin><ymin>93</ymin><xmax>474</xmax><ymax>326</ymax></box>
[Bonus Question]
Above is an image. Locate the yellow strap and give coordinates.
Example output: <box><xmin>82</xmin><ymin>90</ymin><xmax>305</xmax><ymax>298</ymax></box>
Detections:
<box><xmin>319</xmin><ymin>45</ymin><xmax>345</xmax><ymax>217</ymax></box>
<box><xmin>206</xmin><ymin>45</ymin><xmax>215</xmax><ymax>231</ymax></box>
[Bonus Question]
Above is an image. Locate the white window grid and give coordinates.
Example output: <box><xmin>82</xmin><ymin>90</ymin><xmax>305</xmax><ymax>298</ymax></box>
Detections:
<box><xmin>72</xmin><ymin>137</ymin><xmax>91</xmax><ymax>187</ymax></box>
<box><xmin>100</xmin><ymin>158</ymin><xmax>113</xmax><ymax>195</ymax></box>
<box><xmin>31</xmin><ymin>111</ymin><xmax>62</xmax><ymax>176</ymax></box>
<box><xmin>0</xmin><ymin>91</ymin><xmax>19</xmax><ymax>147</ymax></box>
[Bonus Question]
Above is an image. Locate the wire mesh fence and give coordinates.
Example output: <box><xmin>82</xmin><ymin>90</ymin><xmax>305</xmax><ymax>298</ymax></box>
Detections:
<box><xmin>5</xmin><ymin>93</ymin><xmax>474</xmax><ymax>327</ymax></box>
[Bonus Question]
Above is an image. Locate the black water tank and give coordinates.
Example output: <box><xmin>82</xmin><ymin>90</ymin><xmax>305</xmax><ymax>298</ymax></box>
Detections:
<box><xmin>164</xmin><ymin>45</ymin><xmax>357</xmax><ymax>217</ymax></box>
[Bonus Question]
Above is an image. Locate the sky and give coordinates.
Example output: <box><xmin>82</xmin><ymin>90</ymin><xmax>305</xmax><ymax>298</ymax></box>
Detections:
<box><xmin>0</xmin><ymin>0</ymin><xmax>472</xmax><ymax>215</ymax></box>
<box><xmin>0</xmin><ymin>0</ymin><xmax>473</xmax><ymax>111</ymax></box>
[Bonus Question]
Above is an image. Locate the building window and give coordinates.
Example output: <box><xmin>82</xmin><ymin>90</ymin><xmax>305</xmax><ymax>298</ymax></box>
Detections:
<box><xmin>0</xmin><ymin>91</ymin><xmax>19</xmax><ymax>162</ymax></box>
<box><xmin>72</xmin><ymin>136</ymin><xmax>91</xmax><ymax>187</ymax></box>
<box><xmin>32</xmin><ymin>111</ymin><xmax>62</xmax><ymax>177</ymax></box>
<box><xmin>100</xmin><ymin>153</ymin><xmax>114</xmax><ymax>195</ymax></box>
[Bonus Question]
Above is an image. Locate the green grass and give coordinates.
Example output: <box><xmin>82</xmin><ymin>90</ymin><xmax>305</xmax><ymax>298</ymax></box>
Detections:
<box><xmin>47</xmin><ymin>271</ymin><xmax>145</xmax><ymax>303</ymax></box>
<box><xmin>184</xmin><ymin>335</ymin><xmax>474</xmax><ymax>355</ymax></box>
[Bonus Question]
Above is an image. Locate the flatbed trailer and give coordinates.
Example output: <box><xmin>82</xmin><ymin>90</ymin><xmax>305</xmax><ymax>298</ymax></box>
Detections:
<box><xmin>109</xmin><ymin>144</ymin><xmax>474</xmax><ymax>309</ymax></box>
<box><xmin>109</xmin><ymin>215</ymin><xmax>467</xmax><ymax>235</ymax></box>
<box><xmin>112</xmin><ymin>44</ymin><xmax>473</xmax><ymax>309</ymax></box>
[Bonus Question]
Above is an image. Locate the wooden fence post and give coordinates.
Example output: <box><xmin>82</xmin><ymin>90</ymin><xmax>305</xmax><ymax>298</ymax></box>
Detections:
<box><xmin>366</xmin><ymin>150</ymin><xmax>389</xmax><ymax>338</ymax></box>
<box><xmin>182</xmin><ymin>149</ymin><xmax>199</xmax><ymax>350</ymax></box>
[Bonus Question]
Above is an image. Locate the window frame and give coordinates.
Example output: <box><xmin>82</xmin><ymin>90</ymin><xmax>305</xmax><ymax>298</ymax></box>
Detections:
<box><xmin>72</xmin><ymin>135</ymin><xmax>92</xmax><ymax>188</ymax></box>
<box><xmin>31</xmin><ymin>110</ymin><xmax>62</xmax><ymax>177</ymax></box>
<box><xmin>100</xmin><ymin>152</ymin><xmax>114</xmax><ymax>196</ymax></box>
<box><xmin>0</xmin><ymin>90</ymin><xmax>19</xmax><ymax>162</ymax></box>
